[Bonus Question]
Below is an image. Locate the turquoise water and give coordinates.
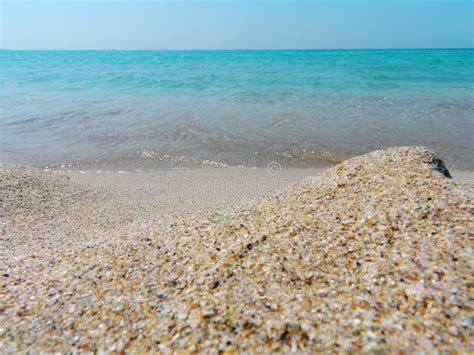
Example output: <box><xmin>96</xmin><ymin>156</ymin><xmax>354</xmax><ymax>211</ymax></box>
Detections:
<box><xmin>1</xmin><ymin>49</ymin><xmax>473</xmax><ymax>170</ymax></box>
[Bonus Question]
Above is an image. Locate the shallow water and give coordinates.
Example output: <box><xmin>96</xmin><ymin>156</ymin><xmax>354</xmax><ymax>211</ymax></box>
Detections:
<box><xmin>1</xmin><ymin>49</ymin><xmax>473</xmax><ymax>171</ymax></box>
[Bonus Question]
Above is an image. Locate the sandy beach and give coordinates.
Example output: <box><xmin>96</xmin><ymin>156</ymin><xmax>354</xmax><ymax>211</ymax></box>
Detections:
<box><xmin>3</xmin><ymin>1</ymin><xmax>473</xmax><ymax>352</ymax></box>
<box><xmin>1</xmin><ymin>146</ymin><xmax>473</xmax><ymax>352</ymax></box>
<box><xmin>64</xmin><ymin>166</ymin><xmax>474</xmax><ymax>212</ymax></box>
<box><xmin>65</xmin><ymin>167</ymin><xmax>324</xmax><ymax>213</ymax></box>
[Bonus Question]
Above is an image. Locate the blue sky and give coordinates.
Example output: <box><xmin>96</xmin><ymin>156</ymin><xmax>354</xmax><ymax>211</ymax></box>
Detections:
<box><xmin>1</xmin><ymin>0</ymin><xmax>473</xmax><ymax>49</ymax></box>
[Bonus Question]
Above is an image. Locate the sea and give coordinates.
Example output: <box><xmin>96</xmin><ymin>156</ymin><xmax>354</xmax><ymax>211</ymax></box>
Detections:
<box><xmin>1</xmin><ymin>49</ymin><xmax>473</xmax><ymax>171</ymax></box>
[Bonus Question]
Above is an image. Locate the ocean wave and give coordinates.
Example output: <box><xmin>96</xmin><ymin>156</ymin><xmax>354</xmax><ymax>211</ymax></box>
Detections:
<box><xmin>2</xmin><ymin>49</ymin><xmax>474</xmax><ymax>170</ymax></box>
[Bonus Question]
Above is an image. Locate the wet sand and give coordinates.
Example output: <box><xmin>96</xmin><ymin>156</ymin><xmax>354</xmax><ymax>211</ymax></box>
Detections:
<box><xmin>65</xmin><ymin>167</ymin><xmax>324</xmax><ymax>212</ymax></box>
<box><xmin>65</xmin><ymin>166</ymin><xmax>473</xmax><ymax>212</ymax></box>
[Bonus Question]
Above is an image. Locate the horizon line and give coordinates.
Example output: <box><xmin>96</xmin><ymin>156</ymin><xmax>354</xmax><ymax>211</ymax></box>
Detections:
<box><xmin>1</xmin><ymin>47</ymin><xmax>473</xmax><ymax>51</ymax></box>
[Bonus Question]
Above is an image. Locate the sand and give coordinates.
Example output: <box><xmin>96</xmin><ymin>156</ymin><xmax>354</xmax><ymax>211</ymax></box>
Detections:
<box><xmin>65</xmin><ymin>167</ymin><xmax>324</xmax><ymax>212</ymax></box>
<box><xmin>65</xmin><ymin>166</ymin><xmax>473</xmax><ymax>212</ymax></box>
<box><xmin>1</xmin><ymin>146</ymin><xmax>473</xmax><ymax>352</ymax></box>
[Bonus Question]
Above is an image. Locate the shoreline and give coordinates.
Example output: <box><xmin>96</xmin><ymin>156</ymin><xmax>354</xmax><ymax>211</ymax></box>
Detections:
<box><xmin>64</xmin><ymin>166</ymin><xmax>474</xmax><ymax>212</ymax></box>
<box><xmin>65</xmin><ymin>167</ymin><xmax>323</xmax><ymax>212</ymax></box>
<box><xmin>3</xmin><ymin>162</ymin><xmax>474</xmax><ymax>217</ymax></box>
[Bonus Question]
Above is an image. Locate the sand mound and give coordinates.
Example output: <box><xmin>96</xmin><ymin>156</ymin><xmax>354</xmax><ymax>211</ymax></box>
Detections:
<box><xmin>1</xmin><ymin>147</ymin><xmax>473</xmax><ymax>352</ymax></box>
<box><xmin>1</xmin><ymin>163</ymin><xmax>90</xmax><ymax>218</ymax></box>
<box><xmin>1</xmin><ymin>163</ymin><xmax>166</xmax><ymax>243</ymax></box>
<box><xmin>0</xmin><ymin>163</ymin><xmax>110</xmax><ymax>241</ymax></box>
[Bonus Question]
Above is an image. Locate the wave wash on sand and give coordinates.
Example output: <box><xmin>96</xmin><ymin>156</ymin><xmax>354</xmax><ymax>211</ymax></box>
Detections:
<box><xmin>1</xmin><ymin>146</ymin><xmax>473</xmax><ymax>352</ymax></box>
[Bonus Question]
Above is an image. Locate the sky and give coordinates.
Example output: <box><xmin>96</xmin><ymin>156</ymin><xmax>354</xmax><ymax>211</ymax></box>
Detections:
<box><xmin>0</xmin><ymin>0</ymin><xmax>473</xmax><ymax>50</ymax></box>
